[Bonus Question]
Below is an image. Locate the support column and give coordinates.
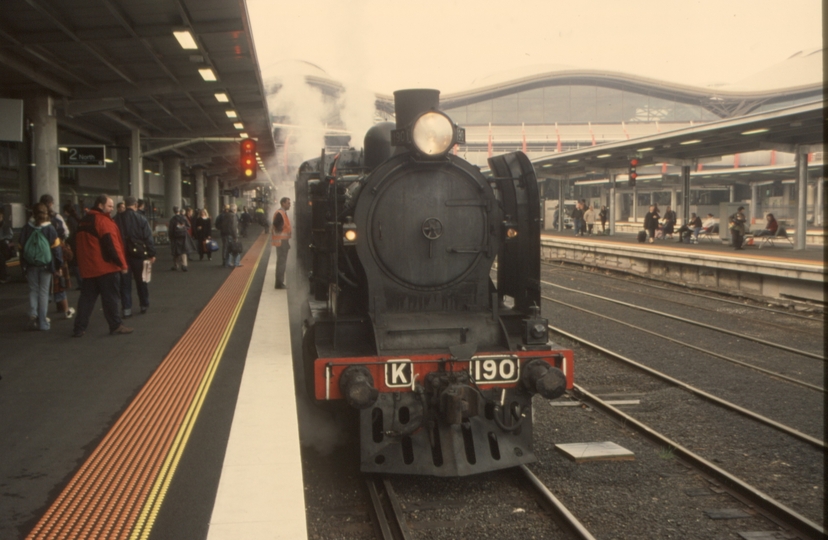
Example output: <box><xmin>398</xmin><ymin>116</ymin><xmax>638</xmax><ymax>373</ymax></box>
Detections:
<box><xmin>163</xmin><ymin>156</ymin><xmax>181</xmax><ymax>219</ymax></box>
<box><xmin>816</xmin><ymin>178</ymin><xmax>824</xmax><ymax>227</ymax></box>
<box><xmin>794</xmin><ymin>147</ymin><xmax>807</xmax><ymax>250</ymax></box>
<box><xmin>681</xmin><ymin>165</ymin><xmax>691</xmax><ymax>225</ymax></box>
<box><xmin>608</xmin><ymin>174</ymin><xmax>616</xmax><ymax>236</ymax></box>
<box><xmin>632</xmin><ymin>187</ymin><xmax>637</xmax><ymax>223</ymax></box>
<box><xmin>25</xmin><ymin>94</ymin><xmax>59</xmax><ymax>204</ymax></box>
<box><xmin>194</xmin><ymin>168</ymin><xmax>205</xmax><ymax>210</ymax></box>
<box><xmin>206</xmin><ymin>174</ymin><xmax>220</xmax><ymax>219</ymax></box>
<box><xmin>557</xmin><ymin>178</ymin><xmax>565</xmax><ymax>231</ymax></box>
<box><xmin>750</xmin><ymin>183</ymin><xmax>759</xmax><ymax>224</ymax></box>
<box><xmin>130</xmin><ymin>128</ymin><xmax>143</xmax><ymax>199</ymax></box>
<box><xmin>729</xmin><ymin>185</ymin><xmax>735</xmax><ymax>203</ymax></box>
<box><xmin>670</xmin><ymin>187</ymin><xmax>677</xmax><ymax>221</ymax></box>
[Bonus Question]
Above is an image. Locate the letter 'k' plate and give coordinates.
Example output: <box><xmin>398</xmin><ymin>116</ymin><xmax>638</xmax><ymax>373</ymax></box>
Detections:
<box><xmin>384</xmin><ymin>359</ymin><xmax>412</xmax><ymax>388</ymax></box>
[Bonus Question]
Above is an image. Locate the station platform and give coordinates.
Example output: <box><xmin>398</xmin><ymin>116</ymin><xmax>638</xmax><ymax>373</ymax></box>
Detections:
<box><xmin>0</xmin><ymin>233</ymin><xmax>307</xmax><ymax>540</ymax></box>
<box><xmin>540</xmin><ymin>229</ymin><xmax>825</xmax><ymax>304</ymax></box>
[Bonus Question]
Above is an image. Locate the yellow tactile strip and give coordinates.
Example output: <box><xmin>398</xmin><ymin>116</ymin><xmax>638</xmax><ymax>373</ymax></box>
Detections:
<box><xmin>27</xmin><ymin>234</ymin><xmax>267</xmax><ymax>540</ymax></box>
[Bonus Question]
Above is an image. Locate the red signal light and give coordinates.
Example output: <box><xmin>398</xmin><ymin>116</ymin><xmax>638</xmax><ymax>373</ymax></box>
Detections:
<box><xmin>239</xmin><ymin>139</ymin><xmax>257</xmax><ymax>181</ymax></box>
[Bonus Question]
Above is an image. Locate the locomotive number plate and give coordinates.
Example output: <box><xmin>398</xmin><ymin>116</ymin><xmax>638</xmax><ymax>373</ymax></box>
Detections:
<box><xmin>470</xmin><ymin>356</ymin><xmax>520</xmax><ymax>385</ymax></box>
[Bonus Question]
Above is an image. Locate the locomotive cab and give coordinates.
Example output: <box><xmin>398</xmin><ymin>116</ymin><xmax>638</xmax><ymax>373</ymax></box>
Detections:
<box><xmin>296</xmin><ymin>89</ymin><xmax>573</xmax><ymax>476</ymax></box>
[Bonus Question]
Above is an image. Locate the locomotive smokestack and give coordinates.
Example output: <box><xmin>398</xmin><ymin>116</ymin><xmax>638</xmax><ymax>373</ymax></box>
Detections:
<box><xmin>393</xmin><ymin>89</ymin><xmax>440</xmax><ymax>129</ymax></box>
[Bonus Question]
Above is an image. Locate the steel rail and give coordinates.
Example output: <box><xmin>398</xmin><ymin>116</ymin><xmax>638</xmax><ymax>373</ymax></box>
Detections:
<box><xmin>519</xmin><ymin>465</ymin><xmax>597</xmax><ymax>540</ymax></box>
<box><xmin>544</xmin><ymin>322</ymin><xmax>825</xmax><ymax>449</ymax></box>
<box><xmin>542</xmin><ymin>262</ymin><xmax>824</xmax><ymax>335</ymax></box>
<box><xmin>571</xmin><ymin>385</ymin><xmax>826</xmax><ymax>540</ymax></box>
<box><xmin>541</xmin><ymin>259</ymin><xmax>824</xmax><ymax>322</ymax></box>
<box><xmin>365</xmin><ymin>476</ymin><xmax>413</xmax><ymax>540</ymax></box>
<box><xmin>542</xmin><ymin>280</ymin><xmax>826</xmax><ymax>361</ymax></box>
<box><xmin>541</xmin><ymin>294</ymin><xmax>824</xmax><ymax>393</ymax></box>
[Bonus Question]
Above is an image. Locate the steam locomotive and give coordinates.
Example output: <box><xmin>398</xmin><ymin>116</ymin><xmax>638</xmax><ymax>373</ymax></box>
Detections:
<box><xmin>294</xmin><ymin>89</ymin><xmax>573</xmax><ymax>476</ymax></box>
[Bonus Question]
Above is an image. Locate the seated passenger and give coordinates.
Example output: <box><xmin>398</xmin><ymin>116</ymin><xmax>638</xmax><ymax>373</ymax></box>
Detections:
<box><xmin>754</xmin><ymin>213</ymin><xmax>779</xmax><ymax>237</ymax></box>
<box><xmin>661</xmin><ymin>206</ymin><xmax>677</xmax><ymax>239</ymax></box>
<box><xmin>676</xmin><ymin>213</ymin><xmax>703</xmax><ymax>243</ymax></box>
<box><xmin>700</xmin><ymin>213</ymin><xmax>718</xmax><ymax>234</ymax></box>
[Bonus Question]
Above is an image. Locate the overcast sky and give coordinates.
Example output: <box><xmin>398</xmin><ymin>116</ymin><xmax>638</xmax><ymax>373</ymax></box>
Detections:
<box><xmin>246</xmin><ymin>0</ymin><xmax>822</xmax><ymax>95</ymax></box>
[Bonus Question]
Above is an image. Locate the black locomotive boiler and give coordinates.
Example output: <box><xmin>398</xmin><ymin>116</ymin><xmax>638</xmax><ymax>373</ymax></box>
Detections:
<box><xmin>294</xmin><ymin>89</ymin><xmax>573</xmax><ymax>476</ymax></box>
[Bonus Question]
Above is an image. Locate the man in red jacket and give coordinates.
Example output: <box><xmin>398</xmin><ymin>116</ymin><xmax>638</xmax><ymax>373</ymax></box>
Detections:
<box><xmin>72</xmin><ymin>195</ymin><xmax>132</xmax><ymax>337</ymax></box>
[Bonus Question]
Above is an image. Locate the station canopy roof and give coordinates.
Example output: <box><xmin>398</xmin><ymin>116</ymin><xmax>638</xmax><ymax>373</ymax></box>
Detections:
<box><xmin>532</xmin><ymin>100</ymin><xmax>825</xmax><ymax>182</ymax></box>
<box><xmin>0</xmin><ymin>0</ymin><xmax>274</xmax><ymax>176</ymax></box>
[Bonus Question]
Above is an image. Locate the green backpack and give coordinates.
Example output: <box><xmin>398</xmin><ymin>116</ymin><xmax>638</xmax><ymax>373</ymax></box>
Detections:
<box><xmin>24</xmin><ymin>226</ymin><xmax>52</xmax><ymax>267</ymax></box>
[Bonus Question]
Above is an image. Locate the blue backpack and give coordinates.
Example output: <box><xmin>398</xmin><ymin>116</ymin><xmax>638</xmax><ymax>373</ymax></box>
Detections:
<box><xmin>24</xmin><ymin>226</ymin><xmax>52</xmax><ymax>267</ymax></box>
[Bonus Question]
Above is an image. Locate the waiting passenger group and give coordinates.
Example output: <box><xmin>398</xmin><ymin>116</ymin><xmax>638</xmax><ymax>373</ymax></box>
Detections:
<box><xmin>11</xmin><ymin>194</ymin><xmax>268</xmax><ymax>336</ymax></box>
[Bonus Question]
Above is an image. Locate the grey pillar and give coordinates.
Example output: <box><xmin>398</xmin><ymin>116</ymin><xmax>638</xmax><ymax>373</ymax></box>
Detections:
<box><xmin>750</xmin><ymin>183</ymin><xmax>759</xmax><ymax>224</ymax></box>
<box><xmin>130</xmin><ymin>128</ymin><xmax>143</xmax><ymax>199</ymax></box>
<box><xmin>194</xmin><ymin>168</ymin><xmax>205</xmax><ymax>210</ymax></box>
<box><xmin>816</xmin><ymin>179</ymin><xmax>824</xmax><ymax>227</ymax></box>
<box><xmin>557</xmin><ymin>178</ymin><xmax>565</xmax><ymax>231</ymax></box>
<box><xmin>608</xmin><ymin>174</ymin><xmax>616</xmax><ymax>236</ymax></box>
<box><xmin>794</xmin><ymin>148</ymin><xmax>807</xmax><ymax>250</ymax></box>
<box><xmin>681</xmin><ymin>166</ymin><xmax>691</xmax><ymax>225</ymax></box>
<box><xmin>670</xmin><ymin>187</ymin><xmax>677</xmax><ymax>222</ymax></box>
<box><xmin>206</xmin><ymin>175</ymin><xmax>220</xmax><ymax>219</ymax></box>
<box><xmin>163</xmin><ymin>156</ymin><xmax>181</xmax><ymax>218</ymax></box>
<box><xmin>26</xmin><ymin>94</ymin><xmax>59</xmax><ymax>204</ymax></box>
<box><xmin>729</xmin><ymin>185</ymin><xmax>735</xmax><ymax>203</ymax></box>
<box><xmin>632</xmin><ymin>187</ymin><xmax>637</xmax><ymax>223</ymax></box>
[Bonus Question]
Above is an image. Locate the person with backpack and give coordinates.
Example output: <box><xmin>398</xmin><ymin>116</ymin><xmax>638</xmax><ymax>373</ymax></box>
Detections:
<box><xmin>18</xmin><ymin>203</ymin><xmax>62</xmax><ymax>331</ymax></box>
<box><xmin>114</xmin><ymin>196</ymin><xmax>156</xmax><ymax>317</ymax></box>
<box><xmin>40</xmin><ymin>194</ymin><xmax>75</xmax><ymax>320</ymax></box>
<box><xmin>72</xmin><ymin>195</ymin><xmax>132</xmax><ymax>337</ymax></box>
<box><xmin>169</xmin><ymin>206</ymin><xmax>195</xmax><ymax>271</ymax></box>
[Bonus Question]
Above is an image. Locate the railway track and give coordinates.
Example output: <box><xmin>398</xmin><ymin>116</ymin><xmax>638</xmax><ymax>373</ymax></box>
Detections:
<box><xmin>365</xmin><ymin>471</ymin><xmax>596</xmax><ymax>539</ymax></box>
<box><xmin>569</xmin><ymin>385</ymin><xmax>825</xmax><ymax>540</ymax></box>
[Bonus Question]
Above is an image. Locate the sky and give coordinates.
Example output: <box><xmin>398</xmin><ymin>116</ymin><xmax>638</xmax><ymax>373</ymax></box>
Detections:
<box><xmin>246</xmin><ymin>0</ymin><xmax>823</xmax><ymax>96</ymax></box>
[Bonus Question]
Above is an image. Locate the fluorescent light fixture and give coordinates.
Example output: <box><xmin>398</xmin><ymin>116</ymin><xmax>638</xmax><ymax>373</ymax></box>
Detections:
<box><xmin>566</xmin><ymin>159</ymin><xmax>579</xmax><ymax>163</ymax></box>
<box><xmin>637</xmin><ymin>147</ymin><xmax>654</xmax><ymax>152</ymax></box>
<box><xmin>574</xmin><ymin>179</ymin><xmax>609</xmax><ymax>185</ymax></box>
<box><xmin>741</xmin><ymin>128</ymin><xmax>769</xmax><ymax>135</ymax></box>
<box><xmin>154</xmin><ymin>172</ymin><xmax>161</xmax><ymax>176</ymax></box>
<box><xmin>173</xmin><ymin>30</ymin><xmax>198</xmax><ymax>50</ymax></box>
<box><xmin>225</xmin><ymin>110</ymin><xmax>237</xmax><ymax>118</ymax></box>
<box><xmin>240</xmin><ymin>132</ymin><xmax>249</xmax><ymax>138</ymax></box>
<box><xmin>199</xmin><ymin>68</ymin><xmax>217</xmax><ymax>81</ymax></box>
<box><xmin>680</xmin><ymin>139</ymin><xmax>702</xmax><ymax>145</ymax></box>
<box><xmin>59</xmin><ymin>147</ymin><xmax>68</xmax><ymax>152</ymax></box>
<box><xmin>104</xmin><ymin>158</ymin><xmax>114</xmax><ymax>163</ymax></box>
<box><xmin>144</xmin><ymin>169</ymin><xmax>152</xmax><ymax>173</ymax></box>
<box><xmin>542</xmin><ymin>164</ymin><xmax>552</xmax><ymax>168</ymax></box>
<box><xmin>233</xmin><ymin>122</ymin><xmax>244</xmax><ymax>129</ymax></box>
<box><xmin>214</xmin><ymin>93</ymin><xmax>229</xmax><ymax>102</ymax></box>
<box><xmin>597</xmin><ymin>154</ymin><xmax>611</xmax><ymax>158</ymax></box>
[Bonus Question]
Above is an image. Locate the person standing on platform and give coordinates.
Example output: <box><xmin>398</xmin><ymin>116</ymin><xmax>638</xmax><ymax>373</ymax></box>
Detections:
<box><xmin>40</xmin><ymin>194</ymin><xmax>73</xmax><ymax>319</ymax></box>
<box><xmin>114</xmin><ymin>196</ymin><xmax>156</xmax><ymax>317</ymax></box>
<box><xmin>62</xmin><ymin>203</ymin><xmax>83</xmax><ymax>289</ymax></box>
<box><xmin>239</xmin><ymin>207</ymin><xmax>252</xmax><ymax>238</ymax></box>
<box><xmin>598</xmin><ymin>205</ymin><xmax>608</xmax><ymax>234</ymax></box>
<box><xmin>271</xmin><ymin>197</ymin><xmax>292</xmax><ymax>289</ymax></box>
<box><xmin>19</xmin><ymin>203</ymin><xmax>62</xmax><ymax>331</ymax></box>
<box><xmin>195</xmin><ymin>208</ymin><xmax>213</xmax><ymax>261</ymax></box>
<box><xmin>662</xmin><ymin>205</ymin><xmax>677</xmax><ymax>240</ymax></box>
<box><xmin>644</xmin><ymin>205</ymin><xmax>659</xmax><ymax>244</ymax></box>
<box><xmin>0</xmin><ymin>206</ymin><xmax>14</xmax><ymax>284</ymax></box>
<box><xmin>570</xmin><ymin>202</ymin><xmax>584</xmax><ymax>237</ymax></box>
<box><xmin>169</xmin><ymin>207</ymin><xmax>195</xmax><ymax>271</ymax></box>
<box><xmin>584</xmin><ymin>205</ymin><xmax>595</xmax><ymax>235</ymax></box>
<box><xmin>219</xmin><ymin>204</ymin><xmax>240</xmax><ymax>268</ymax></box>
<box><xmin>729</xmin><ymin>206</ymin><xmax>747</xmax><ymax>250</ymax></box>
<box><xmin>72</xmin><ymin>195</ymin><xmax>132</xmax><ymax>337</ymax></box>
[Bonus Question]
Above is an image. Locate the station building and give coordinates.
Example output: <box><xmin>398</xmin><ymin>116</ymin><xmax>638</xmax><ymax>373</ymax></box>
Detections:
<box><xmin>276</xmin><ymin>48</ymin><xmax>824</xmax><ymax>230</ymax></box>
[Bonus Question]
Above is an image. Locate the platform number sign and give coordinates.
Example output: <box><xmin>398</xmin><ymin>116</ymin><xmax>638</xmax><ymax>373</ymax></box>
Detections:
<box><xmin>59</xmin><ymin>145</ymin><xmax>106</xmax><ymax>168</ymax></box>
<box><xmin>470</xmin><ymin>356</ymin><xmax>520</xmax><ymax>385</ymax></box>
<box><xmin>385</xmin><ymin>359</ymin><xmax>412</xmax><ymax>388</ymax></box>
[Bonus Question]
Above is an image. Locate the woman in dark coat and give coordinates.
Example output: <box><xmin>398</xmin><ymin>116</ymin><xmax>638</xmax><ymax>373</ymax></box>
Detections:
<box><xmin>169</xmin><ymin>206</ymin><xmax>196</xmax><ymax>271</ymax></box>
<box><xmin>194</xmin><ymin>209</ymin><xmax>213</xmax><ymax>261</ymax></box>
<box><xmin>643</xmin><ymin>205</ymin><xmax>660</xmax><ymax>244</ymax></box>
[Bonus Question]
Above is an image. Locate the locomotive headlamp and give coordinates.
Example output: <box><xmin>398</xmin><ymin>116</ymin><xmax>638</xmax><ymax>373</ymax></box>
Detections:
<box><xmin>412</xmin><ymin>112</ymin><xmax>454</xmax><ymax>156</ymax></box>
<box><xmin>391</xmin><ymin>110</ymin><xmax>465</xmax><ymax>158</ymax></box>
<box><xmin>506</xmin><ymin>228</ymin><xmax>518</xmax><ymax>239</ymax></box>
<box><xmin>342</xmin><ymin>218</ymin><xmax>357</xmax><ymax>245</ymax></box>
<box><xmin>502</xmin><ymin>217</ymin><xmax>519</xmax><ymax>241</ymax></box>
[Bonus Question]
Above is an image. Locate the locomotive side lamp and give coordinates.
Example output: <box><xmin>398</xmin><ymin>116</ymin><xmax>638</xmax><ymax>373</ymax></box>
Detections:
<box><xmin>343</xmin><ymin>217</ymin><xmax>357</xmax><ymax>245</ymax></box>
<box><xmin>502</xmin><ymin>216</ymin><xmax>519</xmax><ymax>240</ymax></box>
<box><xmin>522</xmin><ymin>305</ymin><xmax>548</xmax><ymax>346</ymax></box>
<box><xmin>391</xmin><ymin>110</ymin><xmax>466</xmax><ymax>159</ymax></box>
